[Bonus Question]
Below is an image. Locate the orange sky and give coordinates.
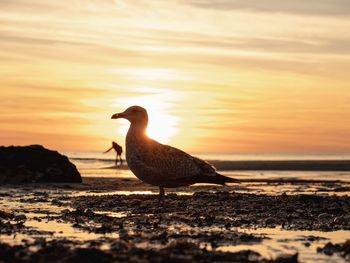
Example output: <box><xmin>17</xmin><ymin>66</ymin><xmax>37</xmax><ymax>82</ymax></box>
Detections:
<box><xmin>1</xmin><ymin>0</ymin><xmax>350</xmax><ymax>153</ymax></box>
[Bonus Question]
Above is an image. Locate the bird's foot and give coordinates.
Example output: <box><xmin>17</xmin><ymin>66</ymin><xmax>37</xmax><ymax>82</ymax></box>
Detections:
<box><xmin>158</xmin><ymin>187</ymin><xmax>165</xmax><ymax>206</ymax></box>
<box><xmin>157</xmin><ymin>195</ymin><xmax>165</xmax><ymax>206</ymax></box>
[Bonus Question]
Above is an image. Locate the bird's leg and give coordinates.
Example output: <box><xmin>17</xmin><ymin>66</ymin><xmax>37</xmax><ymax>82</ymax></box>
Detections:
<box><xmin>158</xmin><ymin>186</ymin><xmax>165</xmax><ymax>204</ymax></box>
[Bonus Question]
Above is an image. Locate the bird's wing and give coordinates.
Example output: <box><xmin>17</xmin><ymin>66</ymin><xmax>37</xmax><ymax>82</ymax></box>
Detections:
<box><xmin>139</xmin><ymin>139</ymin><xmax>216</xmax><ymax>180</ymax></box>
<box><xmin>190</xmin><ymin>155</ymin><xmax>217</xmax><ymax>175</ymax></box>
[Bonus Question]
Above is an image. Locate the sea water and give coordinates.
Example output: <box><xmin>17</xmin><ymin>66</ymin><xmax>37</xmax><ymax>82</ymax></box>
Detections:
<box><xmin>65</xmin><ymin>151</ymin><xmax>350</xmax><ymax>183</ymax></box>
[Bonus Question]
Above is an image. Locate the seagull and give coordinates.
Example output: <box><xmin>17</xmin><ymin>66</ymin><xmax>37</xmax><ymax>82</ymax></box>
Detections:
<box><xmin>111</xmin><ymin>106</ymin><xmax>239</xmax><ymax>201</ymax></box>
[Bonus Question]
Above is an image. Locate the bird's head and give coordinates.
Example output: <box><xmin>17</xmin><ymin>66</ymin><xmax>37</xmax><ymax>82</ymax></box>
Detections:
<box><xmin>111</xmin><ymin>105</ymin><xmax>148</xmax><ymax>124</ymax></box>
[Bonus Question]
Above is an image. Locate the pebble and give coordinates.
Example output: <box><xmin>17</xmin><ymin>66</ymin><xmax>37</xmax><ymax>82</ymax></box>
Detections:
<box><xmin>265</xmin><ymin>217</ymin><xmax>277</xmax><ymax>226</ymax></box>
<box><xmin>317</xmin><ymin>213</ymin><xmax>332</xmax><ymax>223</ymax></box>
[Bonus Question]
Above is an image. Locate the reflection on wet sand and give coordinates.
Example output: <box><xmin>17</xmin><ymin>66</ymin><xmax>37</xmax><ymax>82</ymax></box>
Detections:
<box><xmin>221</xmin><ymin>228</ymin><xmax>350</xmax><ymax>263</ymax></box>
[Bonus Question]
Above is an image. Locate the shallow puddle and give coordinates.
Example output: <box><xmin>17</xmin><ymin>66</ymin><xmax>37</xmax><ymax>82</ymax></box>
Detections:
<box><xmin>94</xmin><ymin>211</ymin><xmax>127</xmax><ymax>218</ymax></box>
<box><xmin>219</xmin><ymin>227</ymin><xmax>350</xmax><ymax>263</ymax></box>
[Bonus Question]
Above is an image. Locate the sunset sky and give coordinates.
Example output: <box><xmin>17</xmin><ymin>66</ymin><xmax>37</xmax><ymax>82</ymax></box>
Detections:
<box><xmin>1</xmin><ymin>0</ymin><xmax>350</xmax><ymax>153</ymax></box>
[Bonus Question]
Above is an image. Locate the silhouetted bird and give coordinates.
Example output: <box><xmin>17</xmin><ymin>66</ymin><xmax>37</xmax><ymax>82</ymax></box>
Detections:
<box><xmin>104</xmin><ymin>141</ymin><xmax>123</xmax><ymax>166</ymax></box>
<box><xmin>111</xmin><ymin>106</ymin><xmax>239</xmax><ymax>201</ymax></box>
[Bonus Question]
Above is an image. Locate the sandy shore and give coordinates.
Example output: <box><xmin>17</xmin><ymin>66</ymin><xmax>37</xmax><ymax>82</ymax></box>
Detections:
<box><xmin>1</xmin><ymin>177</ymin><xmax>350</xmax><ymax>262</ymax></box>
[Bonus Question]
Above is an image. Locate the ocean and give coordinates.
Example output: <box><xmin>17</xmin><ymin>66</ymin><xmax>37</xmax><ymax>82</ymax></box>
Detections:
<box><xmin>65</xmin><ymin>151</ymin><xmax>350</xmax><ymax>183</ymax></box>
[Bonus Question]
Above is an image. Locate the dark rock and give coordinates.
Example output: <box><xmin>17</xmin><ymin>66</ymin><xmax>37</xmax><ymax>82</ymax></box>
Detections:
<box><xmin>273</xmin><ymin>253</ymin><xmax>298</xmax><ymax>263</ymax></box>
<box><xmin>14</xmin><ymin>214</ymin><xmax>27</xmax><ymax>221</ymax></box>
<box><xmin>317</xmin><ymin>240</ymin><xmax>350</xmax><ymax>258</ymax></box>
<box><xmin>0</xmin><ymin>210</ymin><xmax>14</xmax><ymax>219</ymax></box>
<box><xmin>265</xmin><ymin>217</ymin><xmax>277</xmax><ymax>226</ymax></box>
<box><xmin>0</xmin><ymin>145</ymin><xmax>81</xmax><ymax>184</ymax></box>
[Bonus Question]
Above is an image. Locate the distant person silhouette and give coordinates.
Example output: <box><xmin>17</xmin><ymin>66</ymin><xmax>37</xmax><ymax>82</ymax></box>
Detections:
<box><xmin>104</xmin><ymin>141</ymin><xmax>123</xmax><ymax>166</ymax></box>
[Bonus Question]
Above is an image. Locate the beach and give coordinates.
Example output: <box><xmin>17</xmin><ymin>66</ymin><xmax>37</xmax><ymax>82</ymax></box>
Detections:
<box><xmin>2</xmin><ymin>0</ymin><xmax>350</xmax><ymax>261</ymax></box>
<box><xmin>1</xmin><ymin>153</ymin><xmax>350</xmax><ymax>262</ymax></box>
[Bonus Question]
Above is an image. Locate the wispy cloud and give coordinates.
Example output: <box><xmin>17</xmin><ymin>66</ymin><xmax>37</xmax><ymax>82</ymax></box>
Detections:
<box><xmin>0</xmin><ymin>0</ymin><xmax>350</xmax><ymax>152</ymax></box>
<box><xmin>184</xmin><ymin>0</ymin><xmax>350</xmax><ymax>16</ymax></box>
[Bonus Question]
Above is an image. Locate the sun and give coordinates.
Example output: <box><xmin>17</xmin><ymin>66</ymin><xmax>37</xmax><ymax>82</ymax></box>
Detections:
<box><xmin>113</xmin><ymin>88</ymin><xmax>180</xmax><ymax>144</ymax></box>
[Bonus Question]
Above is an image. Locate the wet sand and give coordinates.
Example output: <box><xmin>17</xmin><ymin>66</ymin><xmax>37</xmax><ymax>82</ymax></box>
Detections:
<box><xmin>1</xmin><ymin>177</ymin><xmax>350</xmax><ymax>262</ymax></box>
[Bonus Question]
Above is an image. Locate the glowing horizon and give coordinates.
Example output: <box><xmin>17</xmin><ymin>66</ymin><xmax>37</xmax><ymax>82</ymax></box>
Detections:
<box><xmin>1</xmin><ymin>1</ymin><xmax>350</xmax><ymax>153</ymax></box>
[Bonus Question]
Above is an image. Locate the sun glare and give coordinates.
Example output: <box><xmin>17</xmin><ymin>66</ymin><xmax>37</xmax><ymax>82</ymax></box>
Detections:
<box><xmin>113</xmin><ymin>88</ymin><xmax>180</xmax><ymax>144</ymax></box>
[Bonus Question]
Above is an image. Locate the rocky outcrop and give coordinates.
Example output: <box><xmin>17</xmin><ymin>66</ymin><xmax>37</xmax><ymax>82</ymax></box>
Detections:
<box><xmin>0</xmin><ymin>145</ymin><xmax>82</xmax><ymax>184</ymax></box>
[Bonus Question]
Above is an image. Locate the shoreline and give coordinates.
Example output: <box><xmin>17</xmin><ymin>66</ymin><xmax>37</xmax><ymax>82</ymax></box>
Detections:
<box><xmin>85</xmin><ymin>159</ymin><xmax>350</xmax><ymax>171</ymax></box>
<box><xmin>210</xmin><ymin>160</ymin><xmax>350</xmax><ymax>171</ymax></box>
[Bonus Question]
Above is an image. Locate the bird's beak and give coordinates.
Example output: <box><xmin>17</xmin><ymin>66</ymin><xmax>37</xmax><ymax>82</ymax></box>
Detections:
<box><xmin>111</xmin><ymin>112</ymin><xmax>126</xmax><ymax>119</ymax></box>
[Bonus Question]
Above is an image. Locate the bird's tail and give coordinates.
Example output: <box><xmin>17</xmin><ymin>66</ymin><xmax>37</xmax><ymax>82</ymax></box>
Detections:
<box><xmin>216</xmin><ymin>172</ymin><xmax>240</xmax><ymax>185</ymax></box>
<box><xmin>197</xmin><ymin>172</ymin><xmax>240</xmax><ymax>185</ymax></box>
